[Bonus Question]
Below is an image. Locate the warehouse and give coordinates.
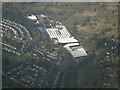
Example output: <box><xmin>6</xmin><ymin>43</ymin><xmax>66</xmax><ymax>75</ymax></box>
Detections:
<box><xmin>64</xmin><ymin>43</ymin><xmax>87</xmax><ymax>58</ymax></box>
<box><xmin>58</xmin><ymin>38</ymin><xmax>78</xmax><ymax>44</ymax></box>
<box><xmin>46</xmin><ymin>25</ymin><xmax>87</xmax><ymax>58</ymax></box>
<box><xmin>27</xmin><ymin>14</ymin><xmax>38</xmax><ymax>20</ymax></box>
<box><xmin>46</xmin><ymin>27</ymin><xmax>70</xmax><ymax>39</ymax></box>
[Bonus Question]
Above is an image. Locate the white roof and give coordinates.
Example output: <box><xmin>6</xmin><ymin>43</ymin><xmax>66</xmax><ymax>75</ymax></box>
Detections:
<box><xmin>58</xmin><ymin>38</ymin><xmax>78</xmax><ymax>43</ymax></box>
<box><xmin>40</xmin><ymin>14</ymin><xmax>47</xmax><ymax>18</ymax></box>
<box><xmin>64</xmin><ymin>43</ymin><xmax>87</xmax><ymax>58</ymax></box>
<box><xmin>46</xmin><ymin>25</ymin><xmax>88</xmax><ymax>58</ymax></box>
<box><xmin>27</xmin><ymin>15</ymin><xmax>37</xmax><ymax>20</ymax></box>
<box><xmin>72</xmin><ymin>48</ymin><xmax>88</xmax><ymax>58</ymax></box>
<box><xmin>46</xmin><ymin>28</ymin><xmax>70</xmax><ymax>39</ymax></box>
<box><xmin>64</xmin><ymin>43</ymin><xmax>79</xmax><ymax>47</ymax></box>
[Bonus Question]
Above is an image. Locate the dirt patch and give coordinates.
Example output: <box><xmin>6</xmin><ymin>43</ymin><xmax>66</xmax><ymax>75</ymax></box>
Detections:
<box><xmin>106</xmin><ymin>6</ymin><xmax>117</xmax><ymax>10</ymax></box>
<box><xmin>82</xmin><ymin>11</ymin><xmax>97</xmax><ymax>17</ymax></box>
<box><xmin>76</xmin><ymin>25</ymin><xmax>87</xmax><ymax>31</ymax></box>
<box><xmin>106</xmin><ymin>3</ymin><xmax>117</xmax><ymax>10</ymax></box>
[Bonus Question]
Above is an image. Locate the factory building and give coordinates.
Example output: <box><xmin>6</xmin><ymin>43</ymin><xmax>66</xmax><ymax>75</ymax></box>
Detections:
<box><xmin>46</xmin><ymin>25</ymin><xmax>88</xmax><ymax>58</ymax></box>
<box><xmin>27</xmin><ymin>14</ymin><xmax>38</xmax><ymax>20</ymax></box>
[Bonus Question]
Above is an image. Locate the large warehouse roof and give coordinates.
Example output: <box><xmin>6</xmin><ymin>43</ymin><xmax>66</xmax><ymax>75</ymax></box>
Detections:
<box><xmin>27</xmin><ymin>15</ymin><xmax>37</xmax><ymax>20</ymax></box>
<box><xmin>46</xmin><ymin>25</ymin><xmax>88</xmax><ymax>58</ymax></box>
<box><xmin>46</xmin><ymin>27</ymin><xmax>71</xmax><ymax>39</ymax></box>
<box><xmin>64</xmin><ymin>43</ymin><xmax>79</xmax><ymax>47</ymax></box>
<box><xmin>64</xmin><ymin>44</ymin><xmax>87</xmax><ymax>58</ymax></box>
<box><xmin>58</xmin><ymin>38</ymin><xmax>78</xmax><ymax>43</ymax></box>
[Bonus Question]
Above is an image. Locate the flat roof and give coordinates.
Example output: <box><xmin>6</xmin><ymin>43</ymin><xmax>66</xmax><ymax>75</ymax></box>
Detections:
<box><xmin>46</xmin><ymin>28</ymin><xmax>70</xmax><ymax>39</ymax></box>
<box><xmin>27</xmin><ymin>15</ymin><xmax>37</xmax><ymax>20</ymax></box>
<box><xmin>58</xmin><ymin>38</ymin><xmax>78</xmax><ymax>43</ymax></box>
<box><xmin>64</xmin><ymin>43</ymin><xmax>79</xmax><ymax>47</ymax></box>
<box><xmin>64</xmin><ymin>43</ymin><xmax>87</xmax><ymax>58</ymax></box>
<box><xmin>46</xmin><ymin>25</ymin><xmax>88</xmax><ymax>58</ymax></box>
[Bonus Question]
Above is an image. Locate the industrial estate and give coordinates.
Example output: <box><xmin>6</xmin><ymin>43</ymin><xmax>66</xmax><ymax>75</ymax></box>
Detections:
<box><xmin>27</xmin><ymin>14</ymin><xmax>88</xmax><ymax>58</ymax></box>
<box><xmin>2</xmin><ymin>2</ymin><xmax>118</xmax><ymax>88</ymax></box>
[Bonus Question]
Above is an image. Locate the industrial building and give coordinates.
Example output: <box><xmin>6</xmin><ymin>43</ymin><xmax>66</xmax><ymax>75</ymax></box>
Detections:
<box><xmin>64</xmin><ymin>43</ymin><xmax>87</xmax><ymax>58</ymax></box>
<box><xmin>27</xmin><ymin>13</ymin><xmax>87</xmax><ymax>58</ymax></box>
<box><xmin>46</xmin><ymin>25</ymin><xmax>88</xmax><ymax>58</ymax></box>
<box><xmin>46</xmin><ymin>26</ymin><xmax>71</xmax><ymax>39</ymax></box>
<box><xmin>27</xmin><ymin>14</ymin><xmax>38</xmax><ymax>20</ymax></box>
